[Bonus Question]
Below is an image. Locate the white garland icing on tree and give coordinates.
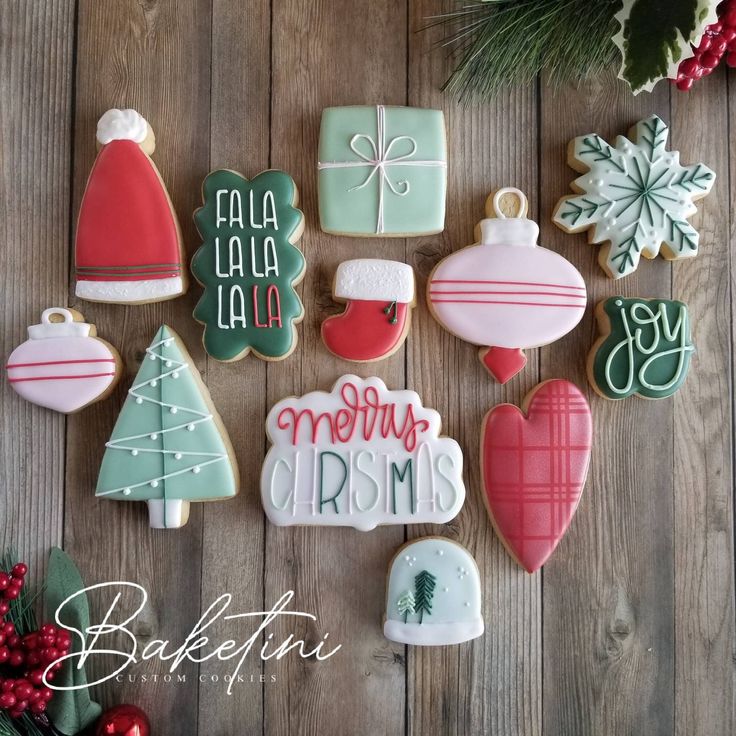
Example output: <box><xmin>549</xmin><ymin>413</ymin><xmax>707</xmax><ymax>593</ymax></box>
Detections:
<box><xmin>553</xmin><ymin>115</ymin><xmax>715</xmax><ymax>279</ymax></box>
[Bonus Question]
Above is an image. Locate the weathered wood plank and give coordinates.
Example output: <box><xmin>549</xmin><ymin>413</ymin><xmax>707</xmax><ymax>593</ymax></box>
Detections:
<box><xmin>196</xmin><ymin>1</ymin><xmax>271</xmax><ymax>733</ymax></box>
<box><xmin>539</xmin><ymin>73</ymin><xmax>674</xmax><ymax>736</ymax></box>
<box><xmin>64</xmin><ymin>2</ymin><xmax>211</xmax><ymax>731</ymax></box>
<box><xmin>0</xmin><ymin>1</ymin><xmax>74</xmax><ymax>576</ymax></box>
<box><xmin>264</xmin><ymin>1</ymin><xmax>408</xmax><ymax>734</ymax></box>
<box><xmin>407</xmin><ymin>2</ymin><xmax>541</xmax><ymax>734</ymax></box>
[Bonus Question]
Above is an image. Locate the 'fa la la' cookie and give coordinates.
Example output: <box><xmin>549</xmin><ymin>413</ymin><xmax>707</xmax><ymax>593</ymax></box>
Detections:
<box><xmin>321</xmin><ymin>259</ymin><xmax>415</xmax><ymax>362</ymax></box>
<box><xmin>6</xmin><ymin>308</ymin><xmax>122</xmax><ymax>414</ymax></box>
<box><xmin>553</xmin><ymin>115</ymin><xmax>715</xmax><ymax>279</ymax></box>
<box><xmin>75</xmin><ymin>109</ymin><xmax>187</xmax><ymax>303</ymax></box>
<box><xmin>588</xmin><ymin>297</ymin><xmax>695</xmax><ymax>400</ymax></box>
<box><xmin>191</xmin><ymin>169</ymin><xmax>306</xmax><ymax>362</ymax></box>
<box><xmin>481</xmin><ymin>380</ymin><xmax>592</xmax><ymax>573</ymax></box>
<box><xmin>96</xmin><ymin>326</ymin><xmax>239</xmax><ymax>529</ymax></box>
<box><xmin>383</xmin><ymin>537</ymin><xmax>483</xmax><ymax>646</ymax></box>
<box><xmin>261</xmin><ymin>375</ymin><xmax>465</xmax><ymax>531</ymax></box>
<box><xmin>428</xmin><ymin>187</ymin><xmax>586</xmax><ymax>384</ymax></box>
<box><xmin>318</xmin><ymin>105</ymin><xmax>447</xmax><ymax>236</ymax></box>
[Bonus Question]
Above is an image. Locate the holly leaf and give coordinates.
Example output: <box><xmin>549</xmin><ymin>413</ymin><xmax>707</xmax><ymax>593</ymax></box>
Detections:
<box><xmin>43</xmin><ymin>548</ymin><xmax>102</xmax><ymax>736</ymax></box>
<box><xmin>613</xmin><ymin>0</ymin><xmax>718</xmax><ymax>94</ymax></box>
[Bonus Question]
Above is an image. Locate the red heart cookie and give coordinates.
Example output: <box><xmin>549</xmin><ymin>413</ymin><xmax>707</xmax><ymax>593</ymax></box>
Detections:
<box><xmin>481</xmin><ymin>379</ymin><xmax>592</xmax><ymax>573</ymax></box>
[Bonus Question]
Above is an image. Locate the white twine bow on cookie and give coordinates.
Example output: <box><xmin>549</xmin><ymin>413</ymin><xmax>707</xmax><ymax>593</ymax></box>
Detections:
<box><xmin>318</xmin><ymin>105</ymin><xmax>446</xmax><ymax>234</ymax></box>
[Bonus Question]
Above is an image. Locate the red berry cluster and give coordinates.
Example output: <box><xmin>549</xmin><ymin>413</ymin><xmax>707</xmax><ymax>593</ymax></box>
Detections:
<box><xmin>675</xmin><ymin>0</ymin><xmax>736</xmax><ymax>90</ymax></box>
<box><xmin>0</xmin><ymin>563</ymin><xmax>70</xmax><ymax>719</ymax></box>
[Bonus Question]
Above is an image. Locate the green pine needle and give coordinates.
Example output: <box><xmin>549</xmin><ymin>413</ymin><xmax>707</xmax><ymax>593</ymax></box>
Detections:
<box><xmin>430</xmin><ymin>0</ymin><xmax>622</xmax><ymax>102</ymax></box>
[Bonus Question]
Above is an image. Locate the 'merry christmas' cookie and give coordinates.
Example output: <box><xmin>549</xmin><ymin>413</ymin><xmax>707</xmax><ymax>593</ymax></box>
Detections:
<box><xmin>553</xmin><ymin>115</ymin><xmax>715</xmax><ymax>279</ymax></box>
<box><xmin>428</xmin><ymin>188</ymin><xmax>586</xmax><ymax>383</ymax></box>
<box><xmin>383</xmin><ymin>537</ymin><xmax>483</xmax><ymax>646</ymax></box>
<box><xmin>481</xmin><ymin>379</ymin><xmax>592</xmax><ymax>573</ymax></box>
<box><xmin>6</xmin><ymin>308</ymin><xmax>122</xmax><ymax>414</ymax></box>
<box><xmin>96</xmin><ymin>326</ymin><xmax>238</xmax><ymax>529</ymax></box>
<box><xmin>261</xmin><ymin>375</ymin><xmax>465</xmax><ymax>531</ymax></box>
<box><xmin>75</xmin><ymin>109</ymin><xmax>187</xmax><ymax>303</ymax></box>
<box><xmin>321</xmin><ymin>259</ymin><xmax>415</xmax><ymax>362</ymax></box>
<box><xmin>191</xmin><ymin>169</ymin><xmax>306</xmax><ymax>362</ymax></box>
<box><xmin>588</xmin><ymin>297</ymin><xmax>695</xmax><ymax>400</ymax></box>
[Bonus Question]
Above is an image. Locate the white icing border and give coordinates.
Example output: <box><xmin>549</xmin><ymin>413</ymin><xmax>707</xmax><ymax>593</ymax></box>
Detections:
<box><xmin>76</xmin><ymin>277</ymin><xmax>183</xmax><ymax>303</ymax></box>
<box><xmin>383</xmin><ymin>618</ymin><xmax>484</xmax><ymax>646</ymax></box>
<box><xmin>334</xmin><ymin>259</ymin><xmax>414</xmax><ymax>302</ymax></box>
<box><xmin>96</xmin><ymin>109</ymin><xmax>149</xmax><ymax>144</ymax></box>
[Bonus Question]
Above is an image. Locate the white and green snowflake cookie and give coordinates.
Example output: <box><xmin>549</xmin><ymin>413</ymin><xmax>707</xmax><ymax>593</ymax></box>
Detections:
<box><xmin>553</xmin><ymin>115</ymin><xmax>715</xmax><ymax>280</ymax></box>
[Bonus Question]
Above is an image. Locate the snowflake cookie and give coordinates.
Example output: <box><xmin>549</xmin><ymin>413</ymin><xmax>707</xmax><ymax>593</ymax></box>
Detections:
<box><xmin>553</xmin><ymin>115</ymin><xmax>715</xmax><ymax>280</ymax></box>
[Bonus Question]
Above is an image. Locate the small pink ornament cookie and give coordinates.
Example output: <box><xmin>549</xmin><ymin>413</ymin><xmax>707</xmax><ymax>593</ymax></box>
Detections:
<box><xmin>321</xmin><ymin>259</ymin><xmax>415</xmax><ymax>362</ymax></box>
<box><xmin>6</xmin><ymin>308</ymin><xmax>122</xmax><ymax>414</ymax></box>
<box><xmin>428</xmin><ymin>188</ymin><xmax>587</xmax><ymax>383</ymax></box>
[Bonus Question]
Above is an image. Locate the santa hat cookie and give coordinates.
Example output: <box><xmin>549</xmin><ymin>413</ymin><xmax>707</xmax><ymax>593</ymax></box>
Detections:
<box><xmin>384</xmin><ymin>537</ymin><xmax>484</xmax><ymax>646</ymax></box>
<box><xmin>75</xmin><ymin>109</ymin><xmax>187</xmax><ymax>304</ymax></box>
<box><xmin>321</xmin><ymin>259</ymin><xmax>415</xmax><ymax>362</ymax></box>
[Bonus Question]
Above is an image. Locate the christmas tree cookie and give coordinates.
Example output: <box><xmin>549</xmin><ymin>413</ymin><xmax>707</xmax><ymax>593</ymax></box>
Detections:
<box><xmin>191</xmin><ymin>169</ymin><xmax>306</xmax><ymax>362</ymax></box>
<box><xmin>96</xmin><ymin>326</ymin><xmax>238</xmax><ymax>529</ymax></box>
<box><xmin>321</xmin><ymin>259</ymin><xmax>415</xmax><ymax>362</ymax></box>
<box><xmin>384</xmin><ymin>537</ymin><xmax>483</xmax><ymax>646</ymax></box>
<box><xmin>553</xmin><ymin>115</ymin><xmax>715</xmax><ymax>279</ymax></box>
<box><xmin>75</xmin><ymin>109</ymin><xmax>187</xmax><ymax>303</ymax></box>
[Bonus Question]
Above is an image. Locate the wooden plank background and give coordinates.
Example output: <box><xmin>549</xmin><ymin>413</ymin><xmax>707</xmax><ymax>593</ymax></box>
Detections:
<box><xmin>1</xmin><ymin>1</ymin><xmax>734</xmax><ymax>734</ymax></box>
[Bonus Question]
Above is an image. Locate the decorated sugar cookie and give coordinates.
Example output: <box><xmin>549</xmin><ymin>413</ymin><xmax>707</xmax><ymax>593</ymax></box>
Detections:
<box><xmin>553</xmin><ymin>115</ymin><xmax>715</xmax><ymax>279</ymax></box>
<box><xmin>75</xmin><ymin>109</ymin><xmax>187</xmax><ymax>303</ymax></box>
<box><xmin>318</xmin><ymin>105</ymin><xmax>447</xmax><ymax>236</ymax></box>
<box><xmin>260</xmin><ymin>375</ymin><xmax>465</xmax><ymax>531</ymax></box>
<box><xmin>321</xmin><ymin>259</ymin><xmax>415</xmax><ymax>362</ymax></box>
<box><xmin>383</xmin><ymin>537</ymin><xmax>483</xmax><ymax>646</ymax></box>
<box><xmin>96</xmin><ymin>326</ymin><xmax>238</xmax><ymax>529</ymax></box>
<box><xmin>191</xmin><ymin>169</ymin><xmax>306</xmax><ymax>362</ymax></box>
<box><xmin>428</xmin><ymin>188</ymin><xmax>587</xmax><ymax>383</ymax></box>
<box><xmin>588</xmin><ymin>297</ymin><xmax>695</xmax><ymax>400</ymax></box>
<box><xmin>6</xmin><ymin>308</ymin><xmax>122</xmax><ymax>414</ymax></box>
<box><xmin>481</xmin><ymin>380</ymin><xmax>592</xmax><ymax>573</ymax></box>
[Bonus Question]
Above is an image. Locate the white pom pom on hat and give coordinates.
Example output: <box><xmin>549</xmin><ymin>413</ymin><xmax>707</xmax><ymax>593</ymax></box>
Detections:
<box><xmin>96</xmin><ymin>109</ymin><xmax>150</xmax><ymax>145</ymax></box>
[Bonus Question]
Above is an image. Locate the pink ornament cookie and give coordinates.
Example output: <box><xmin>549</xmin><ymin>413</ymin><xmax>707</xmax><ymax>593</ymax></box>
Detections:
<box><xmin>6</xmin><ymin>308</ymin><xmax>122</xmax><ymax>414</ymax></box>
<box><xmin>428</xmin><ymin>188</ymin><xmax>587</xmax><ymax>383</ymax></box>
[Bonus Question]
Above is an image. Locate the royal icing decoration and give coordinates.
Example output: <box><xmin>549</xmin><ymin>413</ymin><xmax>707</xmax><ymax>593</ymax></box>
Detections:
<box><xmin>318</xmin><ymin>105</ymin><xmax>447</xmax><ymax>236</ymax></box>
<box><xmin>589</xmin><ymin>297</ymin><xmax>695</xmax><ymax>400</ymax></box>
<box><xmin>260</xmin><ymin>375</ymin><xmax>465</xmax><ymax>531</ymax></box>
<box><xmin>6</xmin><ymin>308</ymin><xmax>122</xmax><ymax>414</ymax></box>
<box><xmin>481</xmin><ymin>380</ymin><xmax>593</xmax><ymax>573</ymax></box>
<box><xmin>96</xmin><ymin>326</ymin><xmax>238</xmax><ymax>529</ymax></box>
<box><xmin>553</xmin><ymin>115</ymin><xmax>715</xmax><ymax>279</ymax></box>
<box><xmin>321</xmin><ymin>259</ymin><xmax>415</xmax><ymax>362</ymax></box>
<box><xmin>75</xmin><ymin>109</ymin><xmax>187</xmax><ymax>303</ymax></box>
<box><xmin>428</xmin><ymin>188</ymin><xmax>587</xmax><ymax>383</ymax></box>
<box><xmin>191</xmin><ymin>169</ymin><xmax>306</xmax><ymax>362</ymax></box>
<box><xmin>384</xmin><ymin>537</ymin><xmax>483</xmax><ymax>646</ymax></box>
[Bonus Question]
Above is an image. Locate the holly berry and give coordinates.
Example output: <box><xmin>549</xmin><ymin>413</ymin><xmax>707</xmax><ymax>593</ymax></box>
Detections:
<box><xmin>674</xmin><ymin>0</ymin><xmax>736</xmax><ymax>89</ymax></box>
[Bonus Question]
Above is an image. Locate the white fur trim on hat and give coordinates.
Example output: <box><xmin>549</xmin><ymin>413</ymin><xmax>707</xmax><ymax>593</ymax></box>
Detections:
<box><xmin>76</xmin><ymin>276</ymin><xmax>183</xmax><ymax>303</ymax></box>
<box><xmin>96</xmin><ymin>109</ymin><xmax>149</xmax><ymax>145</ymax></box>
<box><xmin>334</xmin><ymin>259</ymin><xmax>414</xmax><ymax>303</ymax></box>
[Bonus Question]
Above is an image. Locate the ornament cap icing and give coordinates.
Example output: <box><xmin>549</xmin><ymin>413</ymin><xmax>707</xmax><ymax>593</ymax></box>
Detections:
<box><xmin>27</xmin><ymin>308</ymin><xmax>92</xmax><ymax>340</ymax></box>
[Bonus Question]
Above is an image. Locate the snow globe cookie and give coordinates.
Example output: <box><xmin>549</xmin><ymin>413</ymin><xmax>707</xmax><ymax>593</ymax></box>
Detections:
<box><xmin>553</xmin><ymin>115</ymin><xmax>715</xmax><ymax>279</ymax></box>
<box><xmin>428</xmin><ymin>187</ymin><xmax>587</xmax><ymax>383</ymax></box>
<box><xmin>6</xmin><ymin>308</ymin><xmax>122</xmax><ymax>414</ymax></box>
<box><xmin>321</xmin><ymin>259</ymin><xmax>415</xmax><ymax>362</ymax></box>
<box><xmin>383</xmin><ymin>537</ymin><xmax>483</xmax><ymax>646</ymax></box>
<box><xmin>318</xmin><ymin>105</ymin><xmax>447</xmax><ymax>236</ymax></box>
<box><xmin>75</xmin><ymin>109</ymin><xmax>187</xmax><ymax>303</ymax></box>
<box><xmin>96</xmin><ymin>326</ymin><xmax>239</xmax><ymax>529</ymax></box>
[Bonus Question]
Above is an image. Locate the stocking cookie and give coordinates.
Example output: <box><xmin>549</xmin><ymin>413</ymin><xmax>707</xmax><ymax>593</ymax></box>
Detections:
<box><xmin>588</xmin><ymin>297</ymin><xmax>695</xmax><ymax>400</ymax></box>
<box><xmin>75</xmin><ymin>109</ymin><xmax>187</xmax><ymax>303</ymax></box>
<box><xmin>6</xmin><ymin>308</ymin><xmax>122</xmax><ymax>414</ymax></box>
<box><xmin>321</xmin><ymin>259</ymin><xmax>415</xmax><ymax>362</ymax></box>
<box><xmin>96</xmin><ymin>326</ymin><xmax>239</xmax><ymax>529</ymax></box>
<box><xmin>428</xmin><ymin>188</ymin><xmax>587</xmax><ymax>383</ymax></box>
<box><xmin>260</xmin><ymin>375</ymin><xmax>465</xmax><ymax>531</ymax></box>
<box><xmin>383</xmin><ymin>537</ymin><xmax>483</xmax><ymax>646</ymax></box>
<box><xmin>191</xmin><ymin>169</ymin><xmax>306</xmax><ymax>362</ymax></box>
<box><xmin>553</xmin><ymin>115</ymin><xmax>715</xmax><ymax>279</ymax></box>
<box><xmin>481</xmin><ymin>380</ymin><xmax>592</xmax><ymax>573</ymax></box>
